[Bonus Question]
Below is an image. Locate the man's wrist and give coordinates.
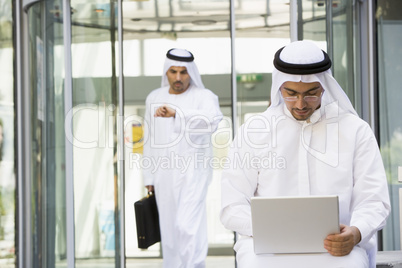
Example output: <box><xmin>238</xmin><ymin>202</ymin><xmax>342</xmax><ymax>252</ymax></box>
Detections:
<box><xmin>351</xmin><ymin>226</ymin><xmax>361</xmax><ymax>245</ymax></box>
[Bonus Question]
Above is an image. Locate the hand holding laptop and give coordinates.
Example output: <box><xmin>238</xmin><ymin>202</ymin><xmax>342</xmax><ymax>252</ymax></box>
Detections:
<box><xmin>324</xmin><ymin>224</ymin><xmax>362</xmax><ymax>256</ymax></box>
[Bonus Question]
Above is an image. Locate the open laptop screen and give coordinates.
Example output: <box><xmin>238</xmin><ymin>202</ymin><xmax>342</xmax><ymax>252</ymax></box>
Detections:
<box><xmin>251</xmin><ymin>195</ymin><xmax>340</xmax><ymax>254</ymax></box>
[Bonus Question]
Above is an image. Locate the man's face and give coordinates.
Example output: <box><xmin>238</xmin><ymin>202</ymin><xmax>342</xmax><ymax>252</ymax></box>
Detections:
<box><xmin>280</xmin><ymin>81</ymin><xmax>324</xmax><ymax>121</ymax></box>
<box><xmin>166</xmin><ymin>66</ymin><xmax>191</xmax><ymax>94</ymax></box>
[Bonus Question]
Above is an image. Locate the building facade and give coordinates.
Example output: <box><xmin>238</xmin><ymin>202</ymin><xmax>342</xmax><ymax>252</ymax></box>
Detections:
<box><xmin>0</xmin><ymin>0</ymin><xmax>400</xmax><ymax>267</ymax></box>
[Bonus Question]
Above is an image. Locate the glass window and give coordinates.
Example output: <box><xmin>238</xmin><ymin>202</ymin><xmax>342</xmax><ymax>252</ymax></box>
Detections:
<box><xmin>235</xmin><ymin>0</ymin><xmax>291</xmax><ymax>125</ymax></box>
<box><xmin>70</xmin><ymin>0</ymin><xmax>123</xmax><ymax>265</ymax></box>
<box><xmin>377</xmin><ymin>0</ymin><xmax>402</xmax><ymax>251</ymax></box>
<box><xmin>122</xmin><ymin>0</ymin><xmax>233</xmax><ymax>259</ymax></box>
<box><xmin>0</xmin><ymin>0</ymin><xmax>15</xmax><ymax>264</ymax></box>
<box><xmin>27</xmin><ymin>1</ymin><xmax>67</xmax><ymax>266</ymax></box>
<box><xmin>299</xmin><ymin>0</ymin><xmax>356</xmax><ymax>106</ymax></box>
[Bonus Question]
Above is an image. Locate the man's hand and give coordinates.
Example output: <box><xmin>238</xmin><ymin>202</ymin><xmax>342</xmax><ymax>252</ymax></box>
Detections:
<box><xmin>324</xmin><ymin>224</ymin><xmax>361</xmax><ymax>256</ymax></box>
<box><xmin>154</xmin><ymin>105</ymin><xmax>176</xmax><ymax>118</ymax></box>
<box><xmin>145</xmin><ymin>185</ymin><xmax>154</xmax><ymax>193</ymax></box>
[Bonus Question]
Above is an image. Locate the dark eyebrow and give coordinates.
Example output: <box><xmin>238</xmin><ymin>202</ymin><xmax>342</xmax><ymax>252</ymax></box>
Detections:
<box><xmin>169</xmin><ymin>68</ymin><xmax>188</xmax><ymax>74</ymax></box>
<box><xmin>283</xmin><ymin>86</ymin><xmax>321</xmax><ymax>94</ymax></box>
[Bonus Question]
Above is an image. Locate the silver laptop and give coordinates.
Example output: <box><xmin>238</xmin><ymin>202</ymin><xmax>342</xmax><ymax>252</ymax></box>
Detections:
<box><xmin>251</xmin><ymin>195</ymin><xmax>339</xmax><ymax>254</ymax></box>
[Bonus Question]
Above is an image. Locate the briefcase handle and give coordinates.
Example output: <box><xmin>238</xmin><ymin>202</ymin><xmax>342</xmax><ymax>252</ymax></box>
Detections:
<box><xmin>145</xmin><ymin>185</ymin><xmax>154</xmax><ymax>195</ymax></box>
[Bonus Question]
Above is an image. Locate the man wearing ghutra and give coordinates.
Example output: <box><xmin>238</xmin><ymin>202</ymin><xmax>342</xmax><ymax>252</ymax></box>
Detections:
<box><xmin>143</xmin><ymin>48</ymin><xmax>223</xmax><ymax>267</ymax></box>
<box><xmin>220</xmin><ymin>41</ymin><xmax>390</xmax><ymax>267</ymax></box>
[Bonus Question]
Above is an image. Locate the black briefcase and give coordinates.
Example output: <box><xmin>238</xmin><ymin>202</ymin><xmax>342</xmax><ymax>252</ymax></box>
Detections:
<box><xmin>134</xmin><ymin>193</ymin><xmax>161</xmax><ymax>249</ymax></box>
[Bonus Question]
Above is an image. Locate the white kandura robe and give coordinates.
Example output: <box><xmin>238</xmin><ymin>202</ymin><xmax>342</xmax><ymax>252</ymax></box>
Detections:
<box><xmin>143</xmin><ymin>85</ymin><xmax>223</xmax><ymax>268</ymax></box>
<box><xmin>220</xmin><ymin>103</ymin><xmax>391</xmax><ymax>268</ymax></box>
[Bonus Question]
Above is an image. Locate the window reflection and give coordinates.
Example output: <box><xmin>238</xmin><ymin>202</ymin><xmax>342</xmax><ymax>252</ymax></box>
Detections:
<box><xmin>377</xmin><ymin>0</ymin><xmax>402</xmax><ymax>251</ymax></box>
<box><xmin>235</xmin><ymin>1</ymin><xmax>290</xmax><ymax>125</ymax></box>
<box><xmin>0</xmin><ymin>0</ymin><xmax>14</xmax><ymax>262</ymax></box>
<box><xmin>122</xmin><ymin>0</ymin><xmax>233</xmax><ymax>259</ymax></box>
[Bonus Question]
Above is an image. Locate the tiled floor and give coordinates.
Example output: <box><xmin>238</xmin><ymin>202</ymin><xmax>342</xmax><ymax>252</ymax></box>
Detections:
<box><xmin>48</xmin><ymin>256</ymin><xmax>236</xmax><ymax>268</ymax></box>
<box><xmin>126</xmin><ymin>256</ymin><xmax>235</xmax><ymax>268</ymax></box>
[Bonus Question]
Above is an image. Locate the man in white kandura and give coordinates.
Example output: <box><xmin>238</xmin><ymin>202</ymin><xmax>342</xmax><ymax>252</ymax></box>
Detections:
<box><xmin>220</xmin><ymin>40</ymin><xmax>390</xmax><ymax>268</ymax></box>
<box><xmin>143</xmin><ymin>48</ymin><xmax>223</xmax><ymax>268</ymax></box>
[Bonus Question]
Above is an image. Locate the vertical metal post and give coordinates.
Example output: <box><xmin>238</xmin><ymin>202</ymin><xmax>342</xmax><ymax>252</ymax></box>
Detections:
<box><xmin>117</xmin><ymin>0</ymin><xmax>126</xmax><ymax>266</ymax></box>
<box><xmin>366</xmin><ymin>0</ymin><xmax>376</xmax><ymax>131</ymax></box>
<box><xmin>229</xmin><ymin>0</ymin><xmax>237</xmax><ymax>266</ymax></box>
<box><xmin>345</xmin><ymin>0</ymin><xmax>354</xmax><ymax>102</ymax></box>
<box><xmin>297</xmin><ymin>0</ymin><xmax>303</xmax><ymax>40</ymax></box>
<box><xmin>109</xmin><ymin>1</ymin><xmax>121</xmax><ymax>267</ymax></box>
<box><xmin>357</xmin><ymin>0</ymin><xmax>376</xmax><ymax>130</ymax></box>
<box><xmin>16</xmin><ymin>1</ymin><xmax>32</xmax><ymax>267</ymax></box>
<box><xmin>326</xmin><ymin>0</ymin><xmax>334</xmax><ymax>61</ymax></box>
<box><xmin>63</xmin><ymin>0</ymin><xmax>76</xmax><ymax>266</ymax></box>
<box><xmin>399</xmin><ymin>167</ymin><xmax>402</xmax><ymax>249</ymax></box>
<box><xmin>400</xmin><ymin>187</ymin><xmax>402</xmax><ymax>249</ymax></box>
<box><xmin>290</xmin><ymin>0</ymin><xmax>298</xmax><ymax>41</ymax></box>
<box><xmin>230</xmin><ymin>0</ymin><xmax>237</xmax><ymax>136</ymax></box>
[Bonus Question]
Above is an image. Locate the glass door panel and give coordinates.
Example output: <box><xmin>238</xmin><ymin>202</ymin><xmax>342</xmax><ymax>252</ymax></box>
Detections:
<box><xmin>122</xmin><ymin>0</ymin><xmax>234</xmax><ymax>259</ymax></box>
<box><xmin>27</xmin><ymin>1</ymin><xmax>67</xmax><ymax>267</ymax></box>
<box><xmin>0</xmin><ymin>0</ymin><xmax>15</xmax><ymax>265</ymax></box>
<box><xmin>235</xmin><ymin>0</ymin><xmax>290</xmax><ymax>125</ymax></box>
<box><xmin>299</xmin><ymin>0</ymin><xmax>356</xmax><ymax>108</ymax></box>
<box><xmin>377</xmin><ymin>0</ymin><xmax>402</xmax><ymax>251</ymax></box>
<box><xmin>330</xmin><ymin>0</ymin><xmax>355</xmax><ymax>103</ymax></box>
<box><xmin>70</xmin><ymin>0</ymin><xmax>121</xmax><ymax>266</ymax></box>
